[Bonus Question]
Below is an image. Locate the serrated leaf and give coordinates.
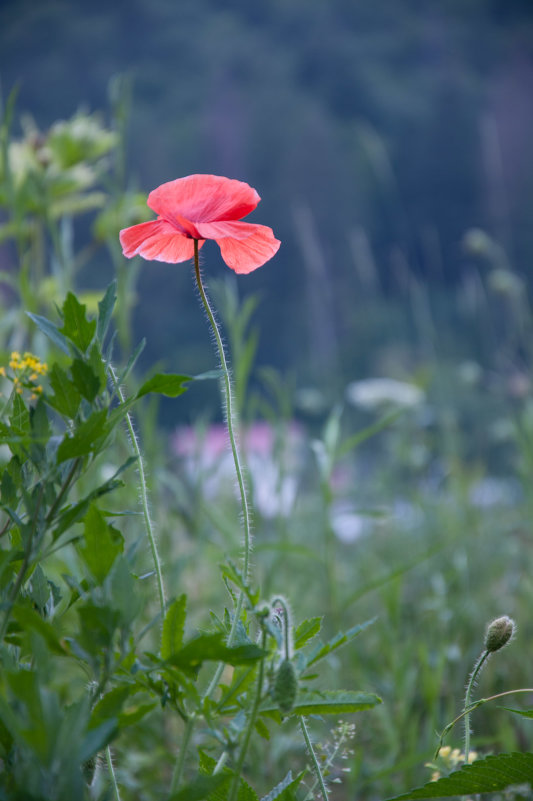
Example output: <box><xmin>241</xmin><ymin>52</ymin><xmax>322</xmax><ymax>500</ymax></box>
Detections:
<box><xmin>305</xmin><ymin>618</ymin><xmax>376</xmax><ymax>668</ymax></box>
<box><xmin>293</xmin><ymin>617</ymin><xmax>322</xmax><ymax>650</ymax></box>
<box><xmin>168</xmin><ymin>774</ymin><xmax>230</xmax><ymax>801</ymax></box>
<box><xmin>136</xmin><ymin>372</ymin><xmax>190</xmax><ymax>399</ymax></box>
<box><xmin>161</xmin><ymin>594</ymin><xmax>187</xmax><ymax>660</ymax></box>
<box><xmin>56</xmin><ymin>408</ymin><xmax>109</xmax><ymax>463</ymax></box>
<box><xmin>97</xmin><ymin>281</ymin><xmax>117</xmax><ymax>343</ymax></box>
<box><xmin>59</xmin><ymin>292</ymin><xmax>96</xmax><ymax>351</ymax></box>
<box><xmin>70</xmin><ymin>358</ymin><xmax>101</xmax><ymax>401</ymax></box>
<box><xmin>27</xmin><ymin>312</ymin><xmax>70</xmax><ymax>355</ymax></box>
<box><xmin>79</xmin><ymin>503</ymin><xmax>124</xmax><ymax>582</ymax></box>
<box><xmin>11</xmin><ymin>605</ymin><xmax>67</xmax><ymax>655</ymax></box>
<box><xmin>90</xmin><ymin>686</ymin><xmax>131</xmax><ymax>725</ymax></box>
<box><xmin>167</xmin><ymin>633</ymin><xmax>267</xmax><ymax>675</ymax></box>
<box><xmin>260</xmin><ymin>689</ymin><xmax>381</xmax><ymax>717</ymax></box>
<box><xmin>260</xmin><ymin>771</ymin><xmax>305</xmax><ymax>801</ymax></box>
<box><xmin>47</xmin><ymin>363</ymin><xmax>81</xmax><ymax>417</ymax></box>
<box><xmin>385</xmin><ymin>752</ymin><xmax>533</xmax><ymax>799</ymax></box>
<box><xmin>255</xmin><ymin>717</ymin><xmax>270</xmax><ymax>740</ymax></box>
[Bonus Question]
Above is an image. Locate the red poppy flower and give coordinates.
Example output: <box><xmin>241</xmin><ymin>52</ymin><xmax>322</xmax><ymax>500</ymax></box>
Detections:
<box><xmin>119</xmin><ymin>174</ymin><xmax>280</xmax><ymax>274</ymax></box>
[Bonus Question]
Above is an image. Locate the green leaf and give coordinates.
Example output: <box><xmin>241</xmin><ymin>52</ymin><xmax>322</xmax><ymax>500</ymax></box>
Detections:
<box><xmin>90</xmin><ymin>686</ymin><xmax>131</xmax><ymax>725</ymax></box>
<box><xmin>136</xmin><ymin>372</ymin><xmax>191</xmax><ymax>399</ymax></box>
<box><xmin>500</xmin><ymin>706</ymin><xmax>533</xmax><ymax>719</ymax></box>
<box><xmin>11</xmin><ymin>605</ymin><xmax>67</xmax><ymax>655</ymax></box>
<box><xmin>304</xmin><ymin>618</ymin><xmax>376</xmax><ymax>668</ymax></box>
<box><xmin>260</xmin><ymin>690</ymin><xmax>381</xmax><ymax>717</ymax></box>
<box><xmin>97</xmin><ymin>280</ymin><xmax>117</xmax><ymax>343</ymax></box>
<box><xmin>10</xmin><ymin>393</ymin><xmax>29</xmax><ymax>435</ymax></box>
<box><xmin>260</xmin><ymin>771</ymin><xmax>305</xmax><ymax>801</ymax></box>
<box><xmin>57</xmin><ymin>408</ymin><xmax>109</xmax><ymax>463</ymax></box>
<box><xmin>168</xmin><ymin>773</ymin><xmax>230</xmax><ymax>801</ymax></box>
<box><xmin>48</xmin><ymin>363</ymin><xmax>81</xmax><ymax>417</ymax></box>
<box><xmin>27</xmin><ymin>312</ymin><xmax>70</xmax><ymax>355</ymax></box>
<box><xmin>293</xmin><ymin>617</ymin><xmax>322</xmax><ymax>650</ymax></box>
<box><xmin>59</xmin><ymin>292</ymin><xmax>97</xmax><ymax>351</ymax></box>
<box><xmin>79</xmin><ymin>719</ymin><xmax>117</xmax><ymax>763</ymax></box>
<box><xmin>161</xmin><ymin>594</ymin><xmax>187</xmax><ymax>660</ymax></box>
<box><xmin>384</xmin><ymin>752</ymin><xmax>533</xmax><ymax>800</ymax></box>
<box><xmin>70</xmin><ymin>358</ymin><xmax>101</xmax><ymax>401</ymax></box>
<box><xmin>167</xmin><ymin>633</ymin><xmax>267</xmax><ymax>675</ymax></box>
<box><xmin>28</xmin><ymin>565</ymin><xmax>50</xmax><ymax>611</ymax></box>
<box><xmin>79</xmin><ymin>503</ymin><xmax>124</xmax><ymax>582</ymax></box>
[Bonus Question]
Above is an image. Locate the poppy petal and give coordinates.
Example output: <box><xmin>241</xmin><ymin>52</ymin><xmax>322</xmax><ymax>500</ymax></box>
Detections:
<box><xmin>196</xmin><ymin>221</ymin><xmax>281</xmax><ymax>274</ymax></box>
<box><xmin>147</xmin><ymin>175</ymin><xmax>260</xmax><ymax>224</ymax></box>
<box><xmin>120</xmin><ymin>219</ymin><xmax>201</xmax><ymax>263</ymax></box>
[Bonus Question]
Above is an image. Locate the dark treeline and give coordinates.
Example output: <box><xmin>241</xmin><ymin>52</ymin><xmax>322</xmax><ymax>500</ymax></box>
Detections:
<box><xmin>2</xmin><ymin>0</ymin><xmax>533</xmax><ymax>399</ymax></box>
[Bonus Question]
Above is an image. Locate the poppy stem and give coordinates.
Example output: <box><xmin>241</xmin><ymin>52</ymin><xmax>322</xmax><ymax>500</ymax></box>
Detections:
<box><xmin>193</xmin><ymin>240</ymin><xmax>252</xmax><ymax>584</ymax></box>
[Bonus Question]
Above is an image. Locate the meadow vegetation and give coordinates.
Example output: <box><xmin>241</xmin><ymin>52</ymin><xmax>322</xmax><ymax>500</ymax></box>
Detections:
<box><xmin>0</xmin><ymin>93</ymin><xmax>532</xmax><ymax>800</ymax></box>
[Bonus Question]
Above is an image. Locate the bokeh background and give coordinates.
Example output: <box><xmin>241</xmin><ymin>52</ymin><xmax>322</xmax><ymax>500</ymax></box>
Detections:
<box><xmin>2</xmin><ymin>0</ymin><xmax>533</xmax><ymax>423</ymax></box>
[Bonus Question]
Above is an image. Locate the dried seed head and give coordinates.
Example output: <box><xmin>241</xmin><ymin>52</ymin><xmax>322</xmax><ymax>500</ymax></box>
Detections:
<box><xmin>484</xmin><ymin>616</ymin><xmax>515</xmax><ymax>653</ymax></box>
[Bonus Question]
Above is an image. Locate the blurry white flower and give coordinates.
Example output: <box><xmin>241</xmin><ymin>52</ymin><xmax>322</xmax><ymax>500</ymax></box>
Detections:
<box><xmin>330</xmin><ymin>502</ymin><xmax>371</xmax><ymax>544</ymax></box>
<box><xmin>346</xmin><ymin>378</ymin><xmax>424</xmax><ymax>411</ymax></box>
<box><xmin>469</xmin><ymin>477</ymin><xmax>518</xmax><ymax>508</ymax></box>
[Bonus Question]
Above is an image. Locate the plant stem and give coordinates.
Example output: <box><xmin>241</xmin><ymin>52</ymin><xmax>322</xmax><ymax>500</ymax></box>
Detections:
<box><xmin>193</xmin><ymin>241</ymin><xmax>252</xmax><ymax>583</ymax></box>
<box><xmin>464</xmin><ymin>649</ymin><xmax>489</xmax><ymax>764</ymax></box>
<box><xmin>107</xmin><ymin>364</ymin><xmax>166</xmax><ymax>620</ymax></box>
<box><xmin>299</xmin><ymin>716</ymin><xmax>328</xmax><ymax>801</ymax></box>
<box><xmin>194</xmin><ymin>239</ymin><xmax>252</xmax><ymax>699</ymax></box>
<box><xmin>105</xmin><ymin>746</ymin><xmax>122</xmax><ymax>801</ymax></box>
<box><xmin>169</xmin><ymin>713</ymin><xmax>196</xmax><ymax>794</ymax></box>
<box><xmin>436</xmin><ymin>687</ymin><xmax>533</xmax><ymax>758</ymax></box>
<box><xmin>228</xmin><ymin>632</ymin><xmax>266</xmax><ymax>801</ymax></box>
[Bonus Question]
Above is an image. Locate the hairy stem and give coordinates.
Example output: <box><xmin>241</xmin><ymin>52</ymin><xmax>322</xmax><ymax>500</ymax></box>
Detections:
<box><xmin>106</xmin><ymin>746</ymin><xmax>122</xmax><ymax>801</ymax></box>
<box><xmin>107</xmin><ymin>363</ymin><xmax>166</xmax><ymax>620</ymax></box>
<box><xmin>194</xmin><ymin>240</ymin><xmax>251</xmax><ymax>699</ymax></box>
<box><xmin>228</xmin><ymin>632</ymin><xmax>267</xmax><ymax>801</ymax></box>
<box><xmin>300</xmin><ymin>716</ymin><xmax>328</xmax><ymax>801</ymax></box>
<box><xmin>464</xmin><ymin>649</ymin><xmax>489</xmax><ymax>764</ymax></box>
<box><xmin>193</xmin><ymin>241</ymin><xmax>252</xmax><ymax>582</ymax></box>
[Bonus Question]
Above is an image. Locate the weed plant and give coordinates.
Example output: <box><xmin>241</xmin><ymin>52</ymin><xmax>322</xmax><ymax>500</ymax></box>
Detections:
<box><xmin>0</xmin><ymin>90</ymin><xmax>532</xmax><ymax>801</ymax></box>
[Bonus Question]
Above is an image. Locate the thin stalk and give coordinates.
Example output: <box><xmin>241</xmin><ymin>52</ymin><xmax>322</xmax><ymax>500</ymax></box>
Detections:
<box><xmin>105</xmin><ymin>746</ymin><xmax>122</xmax><ymax>801</ymax></box>
<box><xmin>193</xmin><ymin>241</ymin><xmax>252</xmax><ymax>582</ymax></box>
<box><xmin>464</xmin><ymin>649</ymin><xmax>489</xmax><ymax>764</ymax></box>
<box><xmin>228</xmin><ymin>632</ymin><xmax>267</xmax><ymax>801</ymax></box>
<box><xmin>107</xmin><ymin>364</ymin><xmax>165</xmax><ymax>619</ymax></box>
<box><xmin>436</xmin><ymin>687</ymin><xmax>533</xmax><ymax>759</ymax></box>
<box><xmin>169</xmin><ymin>713</ymin><xmax>196</xmax><ymax>794</ymax></box>
<box><xmin>194</xmin><ymin>239</ymin><xmax>251</xmax><ymax>699</ymax></box>
<box><xmin>299</xmin><ymin>716</ymin><xmax>328</xmax><ymax>801</ymax></box>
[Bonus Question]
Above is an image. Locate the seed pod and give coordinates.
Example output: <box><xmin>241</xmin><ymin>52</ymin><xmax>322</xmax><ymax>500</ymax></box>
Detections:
<box><xmin>484</xmin><ymin>616</ymin><xmax>515</xmax><ymax>653</ymax></box>
<box><xmin>273</xmin><ymin>658</ymin><xmax>298</xmax><ymax>713</ymax></box>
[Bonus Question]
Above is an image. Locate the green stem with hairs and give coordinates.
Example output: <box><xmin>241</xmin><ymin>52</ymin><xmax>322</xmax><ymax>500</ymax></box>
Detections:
<box><xmin>299</xmin><ymin>716</ymin><xmax>328</xmax><ymax>801</ymax></box>
<box><xmin>228</xmin><ymin>631</ymin><xmax>267</xmax><ymax>801</ymax></box>
<box><xmin>463</xmin><ymin>649</ymin><xmax>489</xmax><ymax>764</ymax></box>
<box><xmin>106</xmin><ymin>746</ymin><xmax>122</xmax><ymax>801</ymax></box>
<box><xmin>193</xmin><ymin>239</ymin><xmax>252</xmax><ymax>699</ymax></box>
<box><xmin>108</xmin><ymin>363</ymin><xmax>166</xmax><ymax>620</ymax></box>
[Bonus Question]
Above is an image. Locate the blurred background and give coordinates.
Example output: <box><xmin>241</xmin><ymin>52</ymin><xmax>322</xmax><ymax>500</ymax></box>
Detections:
<box><xmin>2</xmin><ymin>0</ymin><xmax>533</xmax><ymax>429</ymax></box>
<box><xmin>2</xmin><ymin>4</ymin><xmax>533</xmax><ymax>796</ymax></box>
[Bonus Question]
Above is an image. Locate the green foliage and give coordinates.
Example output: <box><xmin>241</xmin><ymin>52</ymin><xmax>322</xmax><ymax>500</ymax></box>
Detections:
<box><xmin>385</xmin><ymin>753</ymin><xmax>533</xmax><ymax>800</ymax></box>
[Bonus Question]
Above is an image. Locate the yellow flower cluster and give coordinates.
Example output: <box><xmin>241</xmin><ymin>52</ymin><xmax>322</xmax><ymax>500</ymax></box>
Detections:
<box><xmin>1</xmin><ymin>351</ymin><xmax>48</xmax><ymax>400</ymax></box>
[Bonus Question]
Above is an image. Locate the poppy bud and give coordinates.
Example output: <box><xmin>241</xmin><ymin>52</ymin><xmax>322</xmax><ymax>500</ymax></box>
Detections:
<box><xmin>273</xmin><ymin>659</ymin><xmax>298</xmax><ymax>713</ymax></box>
<box><xmin>484</xmin><ymin>616</ymin><xmax>515</xmax><ymax>653</ymax></box>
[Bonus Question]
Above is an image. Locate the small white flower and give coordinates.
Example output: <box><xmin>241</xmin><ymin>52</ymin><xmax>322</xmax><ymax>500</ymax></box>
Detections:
<box><xmin>346</xmin><ymin>378</ymin><xmax>425</xmax><ymax>410</ymax></box>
